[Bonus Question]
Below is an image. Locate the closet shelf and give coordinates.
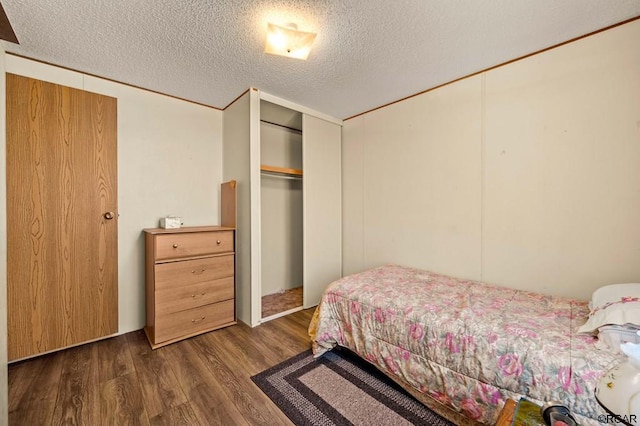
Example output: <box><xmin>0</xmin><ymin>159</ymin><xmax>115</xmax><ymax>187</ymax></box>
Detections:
<box><xmin>260</xmin><ymin>164</ymin><xmax>303</xmax><ymax>177</ymax></box>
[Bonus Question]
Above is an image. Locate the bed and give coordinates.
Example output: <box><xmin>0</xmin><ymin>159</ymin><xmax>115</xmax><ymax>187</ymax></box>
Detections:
<box><xmin>309</xmin><ymin>265</ymin><xmax>626</xmax><ymax>425</ymax></box>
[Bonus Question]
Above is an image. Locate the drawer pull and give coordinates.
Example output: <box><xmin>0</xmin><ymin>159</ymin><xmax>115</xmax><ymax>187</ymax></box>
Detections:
<box><xmin>191</xmin><ymin>269</ymin><xmax>205</xmax><ymax>275</ymax></box>
<box><xmin>191</xmin><ymin>292</ymin><xmax>206</xmax><ymax>298</ymax></box>
<box><xmin>216</xmin><ymin>240</ymin><xmax>221</xmax><ymax>245</ymax></box>
<box><xmin>172</xmin><ymin>243</ymin><xmax>179</xmax><ymax>248</ymax></box>
<box><xmin>191</xmin><ymin>316</ymin><xmax>206</xmax><ymax>323</ymax></box>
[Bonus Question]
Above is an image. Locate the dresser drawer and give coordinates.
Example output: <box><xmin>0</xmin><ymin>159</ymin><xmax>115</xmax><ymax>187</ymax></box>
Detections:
<box><xmin>156</xmin><ymin>276</ymin><xmax>234</xmax><ymax>315</ymax></box>
<box><xmin>154</xmin><ymin>255</ymin><xmax>234</xmax><ymax>290</ymax></box>
<box><xmin>155</xmin><ymin>300</ymin><xmax>235</xmax><ymax>343</ymax></box>
<box><xmin>155</xmin><ymin>231</ymin><xmax>234</xmax><ymax>261</ymax></box>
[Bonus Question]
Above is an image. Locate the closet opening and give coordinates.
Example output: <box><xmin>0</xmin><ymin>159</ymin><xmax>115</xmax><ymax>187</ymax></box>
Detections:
<box><xmin>259</xmin><ymin>100</ymin><xmax>304</xmax><ymax>320</ymax></box>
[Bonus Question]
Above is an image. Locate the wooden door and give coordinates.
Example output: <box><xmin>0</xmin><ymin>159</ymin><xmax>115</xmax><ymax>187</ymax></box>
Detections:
<box><xmin>302</xmin><ymin>114</ymin><xmax>342</xmax><ymax>308</ymax></box>
<box><xmin>7</xmin><ymin>74</ymin><xmax>118</xmax><ymax>361</ymax></box>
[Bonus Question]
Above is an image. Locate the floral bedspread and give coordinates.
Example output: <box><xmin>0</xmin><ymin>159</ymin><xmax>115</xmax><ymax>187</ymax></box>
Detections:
<box><xmin>310</xmin><ymin>265</ymin><xmax>624</xmax><ymax>425</ymax></box>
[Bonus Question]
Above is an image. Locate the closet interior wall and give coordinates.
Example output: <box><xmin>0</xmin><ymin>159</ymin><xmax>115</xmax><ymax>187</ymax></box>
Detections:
<box><xmin>260</xmin><ymin>100</ymin><xmax>304</xmax><ymax>317</ymax></box>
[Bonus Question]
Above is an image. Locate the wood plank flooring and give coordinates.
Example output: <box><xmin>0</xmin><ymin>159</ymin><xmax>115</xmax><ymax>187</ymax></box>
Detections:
<box><xmin>8</xmin><ymin>308</ymin><xmax>315</xmax><ymax>426</ymax></box>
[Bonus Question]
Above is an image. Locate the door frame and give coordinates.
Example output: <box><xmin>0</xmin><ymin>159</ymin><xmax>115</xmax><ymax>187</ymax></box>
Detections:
<box><xmin>249</xmin><ymin>90</ymin><xmax>342</xmax><ymax>326</ymax></box>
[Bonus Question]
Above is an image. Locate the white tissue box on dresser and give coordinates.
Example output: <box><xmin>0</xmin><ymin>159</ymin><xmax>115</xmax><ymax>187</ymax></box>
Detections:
<box><xmin>160</xmin><ymin>216</ymin><xmax>181</xmax><ymax>229</ymax></box>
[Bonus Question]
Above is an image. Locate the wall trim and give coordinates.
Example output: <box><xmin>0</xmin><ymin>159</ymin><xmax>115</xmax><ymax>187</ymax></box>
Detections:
<box><xmin>223</xmin><ymin>88</ymin><xmax>251</xmax><ymax>110</ymax></box>
<box><xmin>260</xmin><ymin>91</ymin><xmax>343</xmax><ymax>126</ymax></box>
<box><xmin>4</xmin><ymin>52</ymin><xmax>222</xmax><ymax>110</ymax></box>
<box><xmin>344</xmin><ymin>15</ymin><xmax>640</xmax><ymax>121</ymax></box>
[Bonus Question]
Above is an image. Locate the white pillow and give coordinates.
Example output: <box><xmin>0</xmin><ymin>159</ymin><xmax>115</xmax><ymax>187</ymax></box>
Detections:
<box><xmin>577</xmin><ymin>283</ymin><xmax>640</xmax><ymax>334</ymax></box>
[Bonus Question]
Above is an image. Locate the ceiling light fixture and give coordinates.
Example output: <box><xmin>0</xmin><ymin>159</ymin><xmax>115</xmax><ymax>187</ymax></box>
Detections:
<box><xmin>265</xmin><ymin>22</ymin><xmax>317</xmax><ymax>60</ymax></box>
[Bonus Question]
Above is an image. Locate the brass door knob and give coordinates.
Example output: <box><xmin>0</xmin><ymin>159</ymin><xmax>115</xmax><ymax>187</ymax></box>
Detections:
<box><xmin>104</xmin><ymin>212</ymin><xmax>115</xmax><ymax>220</ymax></box>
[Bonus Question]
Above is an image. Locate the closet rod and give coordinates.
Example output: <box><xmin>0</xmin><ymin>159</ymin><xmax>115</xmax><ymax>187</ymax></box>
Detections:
<box><xmin>260</xmin><ymin>170</ymin><xmax>303</xmax><ymax>181</ymax></box>
<box><xmin>260</xmin><ymin>119</ymin><xmax>302</xmax><ymax>134</ymax></box>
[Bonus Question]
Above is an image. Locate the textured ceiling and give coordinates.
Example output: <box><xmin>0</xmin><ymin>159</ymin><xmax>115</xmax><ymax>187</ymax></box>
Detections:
<box><xmin>2</xmin><ymin>0</ymin><xmax>640</xmax><ymax>119</ymax></box>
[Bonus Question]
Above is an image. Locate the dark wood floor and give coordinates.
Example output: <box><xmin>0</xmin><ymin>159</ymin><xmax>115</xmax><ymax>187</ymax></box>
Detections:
<box><xmin>8</xmin><ymin>308</ymin><xmax>315</xmax><ymax>426</ymax></box>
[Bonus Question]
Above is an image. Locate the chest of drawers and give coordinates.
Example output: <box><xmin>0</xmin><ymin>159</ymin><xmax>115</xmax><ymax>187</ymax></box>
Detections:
<box><xmin>143</xmin><ymin>226</ymin><xmax>236</xmax><ymax>348</ymax></box>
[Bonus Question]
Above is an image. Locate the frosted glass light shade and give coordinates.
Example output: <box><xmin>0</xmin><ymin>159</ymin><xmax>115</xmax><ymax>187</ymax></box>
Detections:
<box><xmin>265</xmin><ymin>22</ymin><xmax>317</xmax><ymax>60</ymax></box>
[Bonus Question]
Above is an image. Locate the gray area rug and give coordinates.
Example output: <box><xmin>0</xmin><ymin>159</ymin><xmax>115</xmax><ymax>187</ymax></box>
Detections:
<box><xmin>251</xmin><ymin>348</ymin><xmax>455</xmax><ymax>426</ymax></box>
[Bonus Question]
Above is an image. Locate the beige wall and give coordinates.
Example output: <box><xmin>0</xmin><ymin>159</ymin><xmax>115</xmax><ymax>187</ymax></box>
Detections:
<box><xmin>222</xmin><ymin>91</ymin><xmax>252</xmax><ymax>325</ymax></box>
<box><xmin>346</xmin><ymin>76</ymin><xmax>483</xmax><ymax>279</ymax></box>
<box><xmin>5</xmin><ymin>55</ymin><xmax>224</xmax><ymax>334</ymax></box>
<box><xmin>260</xmin><ymin>122</ymin><xmax>303</xmax><ymax>296</ymax></box>
<box><xmin>342</xmin><ymin>20</ymin><xmax>640</xmax><ymax>300</ymax></box>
